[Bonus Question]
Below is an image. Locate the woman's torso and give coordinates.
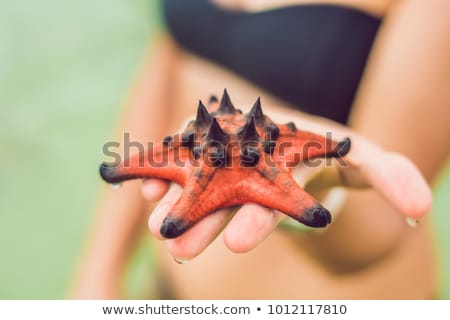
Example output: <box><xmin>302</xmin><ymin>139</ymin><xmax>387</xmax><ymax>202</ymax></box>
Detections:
<box><xmin>162</xmin><ymin>0</ymin><xmax>382</xmax><ymax>124</ymax></box>
<box><xmin>153</xmin><ymin>0</ymin><xmax>436</xmax><ymax>299</ymax></box>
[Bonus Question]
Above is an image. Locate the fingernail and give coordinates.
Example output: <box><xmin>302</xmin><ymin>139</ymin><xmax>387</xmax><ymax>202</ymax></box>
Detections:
<box><xmin>148</xmin><ymin>203</ymin><xmax>172</xmax><ymax>239</ymax></box>
<box><xmin>406</xmin><ymin>217</ymin><xmax>419</xmax><ymax>227</ymax></box>
<box><xmin>173</xmin><ymin>257</ymin><xmax>190</xmax><ymax>264</ymax></box>
<box><xmin>152</xmin><ymin>202</ymin><xmax>171</xmax><ymax>218</ymax></box>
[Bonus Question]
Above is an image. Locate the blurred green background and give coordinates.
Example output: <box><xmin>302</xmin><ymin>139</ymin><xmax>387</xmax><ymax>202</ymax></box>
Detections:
<box><xmin>0</xmin><ymin>0</ymin><xmax>449</xmax><ymax>299</ymax></box>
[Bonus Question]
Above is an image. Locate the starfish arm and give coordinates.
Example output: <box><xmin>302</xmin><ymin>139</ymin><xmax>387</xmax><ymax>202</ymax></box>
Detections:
<box><xmin>99</xmin><ymin>142</ymin><xmax>189</xmax><ymax>186</ymax></box>
<box><xmin>274</xmin><ymin>125</ymin><xmax>351</xmax><ymax>166</ymax></box>
<box><xmin>160</xmin><ymin>165</ymin><xmax>331</xmax><ymax>239</ymax></box>
<box><xmin>237</xmin><ymin>165</ymin><xmax>332</xmax><ymax>228</ymax></box>
<box><xmin>160</xmin><ymin>167</ymin><xmax>239</xmax><ymax>238</ymax></box>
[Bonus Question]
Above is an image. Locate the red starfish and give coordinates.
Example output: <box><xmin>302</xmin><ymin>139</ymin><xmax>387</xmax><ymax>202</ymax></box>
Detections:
<box><xmin>100</xmin><ymin>90</ymin><xmax>351</xmax><ymax>238</ymax></box>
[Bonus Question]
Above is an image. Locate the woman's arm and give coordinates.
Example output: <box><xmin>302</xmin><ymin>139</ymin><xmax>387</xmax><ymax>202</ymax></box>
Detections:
<box><xmin>350</xmin><ymin>0</ymin><xmax>450</xmax><ymax>177</ymax></box>
<box><xmin>71</xmin><ymin>35</ymin><xmax>179</xmax><ymax>298</ymax></box>
<box><xmin>304</xmin><ymin>0</ymin><xmax>450</xmax><ymax>271</ymax></box>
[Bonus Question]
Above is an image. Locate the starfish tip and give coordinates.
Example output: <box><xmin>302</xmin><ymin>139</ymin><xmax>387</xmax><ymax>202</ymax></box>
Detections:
<box><xmin>300</xmin><ymin>206</ymin><xmax>332</xmax><ymax>227</ymax></box>
<box><xmin>99</xmin><ymin>162</ymin><xmax>119</xmax><ymax>184</ymax></box>
<box><xmin>333</xmin><ymin>137</ymin><xmax>351</xmax><ymax>157</ymax></box>
<box><xmin>160</xmin><ymin>217</ymin><xmax>189</xmax><ymax>239</ymax></box>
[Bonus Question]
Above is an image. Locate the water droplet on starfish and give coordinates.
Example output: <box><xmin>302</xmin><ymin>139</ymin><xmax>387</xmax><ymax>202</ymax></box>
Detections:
<box><xmin>173</xmin><ymin>257</ymin><xmax>190</xmax><ymax>265</ymax></box>
<box><xmin>111</xmin><ymin>183</ymin><xmax>122</xmax><ymax>190</ymax></box>
<box><xmin>406</xmin><ymin>217</ymin><xmax>419</xmax><ymax>227</ymax></box>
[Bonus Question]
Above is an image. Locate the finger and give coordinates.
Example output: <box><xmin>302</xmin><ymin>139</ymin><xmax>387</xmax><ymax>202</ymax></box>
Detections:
<box><xmin>142</xmin><ymin>179</ymin><xmax>170</xmax><ymax>202</ymax></box>
<box><xmin>223</xmin><ymin>204</ymin><xmax>284</xmax><ymax>253</ymax></box>
<box><xmin>301</xmin><ymin>138</ymin><xmax>432</xmax><ymax>219</ymax></box>
<box><xmin>165</xmin><ymin>208</ymin><xmax>232</xmax><ymax>261</ymax></box>
<box><xmin>148</xmin><ymin>183</ymin><xmax>183</xmax><ymax>239</ymax></box>
<box><xmin>353</xmin><ymin>152</ymin><xmax>432</xmax><ymax>219</ymax></box>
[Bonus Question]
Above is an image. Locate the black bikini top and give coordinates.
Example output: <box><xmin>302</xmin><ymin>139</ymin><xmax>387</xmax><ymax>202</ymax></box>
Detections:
<box><xmin>162</xmin><ymin>0</ymin><xmax>381</xmax><ymax>124</ymax></box>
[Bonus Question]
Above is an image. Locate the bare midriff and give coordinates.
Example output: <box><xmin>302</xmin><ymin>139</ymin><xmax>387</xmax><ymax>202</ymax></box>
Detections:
<box><xmin>211</xmin><ymin>0</ymin><xmax>394</xmax><ymax>17</ymax></box>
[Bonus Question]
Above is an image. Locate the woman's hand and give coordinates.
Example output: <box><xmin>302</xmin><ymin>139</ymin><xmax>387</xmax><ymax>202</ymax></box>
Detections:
<box><xmin>142</xmin><ymin>110</ymin><xmax>432</xmax><ymax>261</ymax></box>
